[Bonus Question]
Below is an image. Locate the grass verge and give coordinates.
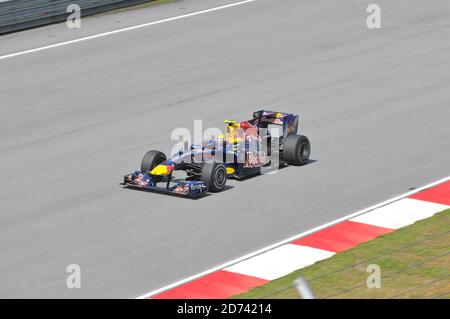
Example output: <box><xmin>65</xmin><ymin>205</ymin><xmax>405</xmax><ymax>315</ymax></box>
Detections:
<box><xmin>233</xmin><ymin>209</ymin><xmax>450</xmax><ymax>299</ymax></box>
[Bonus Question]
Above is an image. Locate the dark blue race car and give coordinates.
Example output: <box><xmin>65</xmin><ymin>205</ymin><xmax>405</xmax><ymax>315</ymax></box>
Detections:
<box><xmin>120</xmin><ymin>110</ymin><xmax>311</xmax><ymax>198</ymax></box>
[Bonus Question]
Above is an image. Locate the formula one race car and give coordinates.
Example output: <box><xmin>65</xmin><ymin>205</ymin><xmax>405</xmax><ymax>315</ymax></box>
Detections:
<box><xmin>121</xmin><ymin>110</ymin><xmax>311</xmax><ymax>198</ymax></box>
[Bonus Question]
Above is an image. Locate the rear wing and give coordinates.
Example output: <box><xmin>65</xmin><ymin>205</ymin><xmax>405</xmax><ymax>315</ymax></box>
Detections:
<box><xmin>252</xmin><ymin>110</ymin><xmax>299</xmax><ymax>137</ymax></box>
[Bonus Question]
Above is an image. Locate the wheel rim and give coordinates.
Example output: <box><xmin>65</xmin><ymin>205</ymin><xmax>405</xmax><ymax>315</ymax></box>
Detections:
<box><xmin>299</xmin><ymin>141</ymin><xmax>310</xmax><ymax>161</ymax></box>
<box><xmin>214</xmin><ymin>166</ymin><xmax>226</xmax><ymax>188</ymax></box>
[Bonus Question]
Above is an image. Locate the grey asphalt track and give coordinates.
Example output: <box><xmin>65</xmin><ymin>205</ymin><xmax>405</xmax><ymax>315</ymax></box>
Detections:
<box><xmin>1</xmin><ymin>0</ymin><xmax>449</xmax><ymax>298</ymax></box>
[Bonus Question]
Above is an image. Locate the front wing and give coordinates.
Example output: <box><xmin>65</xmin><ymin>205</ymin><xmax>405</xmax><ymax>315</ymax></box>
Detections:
<box><xmin>120</xmin><ymin>172</ymin><xmax>208</xmax><ymax>198</ymax></box>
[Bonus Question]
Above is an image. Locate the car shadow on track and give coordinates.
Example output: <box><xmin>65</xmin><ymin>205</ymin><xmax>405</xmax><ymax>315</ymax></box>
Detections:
<box><xmin>233</xmin><ymin>159</ymin><xmax>317</xmax><ymax>181</ymax></box>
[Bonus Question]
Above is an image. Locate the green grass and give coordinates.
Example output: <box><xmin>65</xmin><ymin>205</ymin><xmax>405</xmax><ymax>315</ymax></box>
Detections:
<box><xmin>233</xmin><ymin>209</ymin><xmax>450</xmax><ymax>299</ymax></box>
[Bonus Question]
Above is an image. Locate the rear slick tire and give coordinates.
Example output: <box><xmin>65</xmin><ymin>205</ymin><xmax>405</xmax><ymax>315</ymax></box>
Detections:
<box><xmin>283</xmin><ymin>135</ymin><xmax>311</xmax><ymax>166</ymax></box>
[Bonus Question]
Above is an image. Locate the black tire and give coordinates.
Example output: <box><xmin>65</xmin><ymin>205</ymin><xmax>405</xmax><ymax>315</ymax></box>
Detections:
<box><xmin>201</xmin><ymin>163</ymin><xmax>227</xmax><ymax>192</ymax></box>
<box><xmin>282</xmin><ymin>134</ymin><xmax>311</xmax><ymax>166</ymax></box>
<box><xmin>141</xmin><ymin>150</ymin><xmax>167</xmax><ymax>173</ymax></box>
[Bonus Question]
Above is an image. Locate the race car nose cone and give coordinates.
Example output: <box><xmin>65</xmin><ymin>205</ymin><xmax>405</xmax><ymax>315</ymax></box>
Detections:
<box><xmin>151</xmin><ymin>164</ymin><xmax>172</xmax><ymax>176</ymax></box>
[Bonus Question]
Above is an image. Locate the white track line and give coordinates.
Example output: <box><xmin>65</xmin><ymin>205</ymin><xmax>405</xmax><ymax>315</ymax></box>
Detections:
<box><xmin>0</xmin><ymin>0</ymin><xmax>258</xmax><ymax>61</ymax></box>
<box><xmin>136</xmin><ymin>175</ymin><xmax>450</xmax><ymax>299</ymax></box>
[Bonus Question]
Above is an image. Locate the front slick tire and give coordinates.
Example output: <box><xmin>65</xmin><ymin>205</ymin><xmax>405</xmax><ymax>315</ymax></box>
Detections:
<box><xmin>201</xmin><ymin>162</ymin><xmax>227</xmax><ymax>192</ymax></box>
<box><xmin>283</xmin><ymin>134</ymin><xmax>311</xmax><ymax>166</ymax></box>
<box><xmin>141</xmin><ymin>150</ymin><xmax>167</xmax><ymax>173</ymax></box>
